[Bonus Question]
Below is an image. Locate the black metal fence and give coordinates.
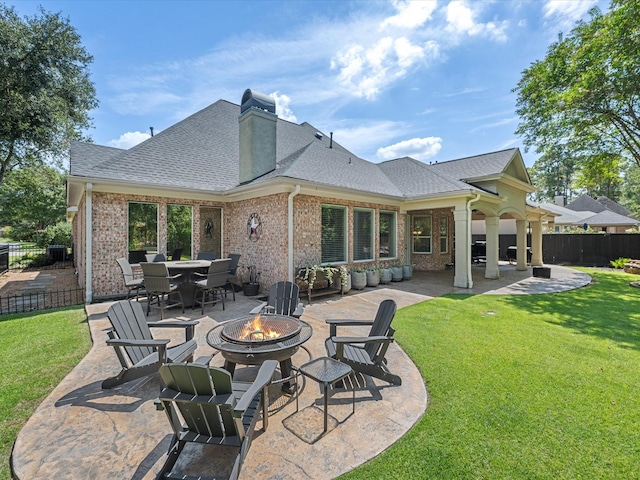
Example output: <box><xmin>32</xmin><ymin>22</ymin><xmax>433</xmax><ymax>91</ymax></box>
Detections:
<box><xmin>0</xmin><ymin>243</ymin><xmax>74</xmax><ymax>271</ymax></box>
<box><xmin>0</xmin><ymin>287</ymin><xmax>85</xmax><ymax>315</ymax></box>
<box><xmin>472</xmin><ymin>233</ymin><xmax>640</xmax><ymax>267</ymax></box>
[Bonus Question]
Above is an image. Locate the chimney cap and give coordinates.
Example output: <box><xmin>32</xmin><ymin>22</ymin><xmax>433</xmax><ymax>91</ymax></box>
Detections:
<box><xmin>241</xmin><ymin>89</ymin><xmax>276</xmax><ymax>115</ymax></box>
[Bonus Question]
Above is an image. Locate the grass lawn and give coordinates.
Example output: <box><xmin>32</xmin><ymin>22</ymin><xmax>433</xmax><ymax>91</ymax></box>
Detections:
<box><xmin>0</xmin><ymin>306</ymin><xmax>90</xmax><ymax>480</ymax></box>
<box><xmin>340</xmin><ymin>268</ymin><xmax>640</xmax><ymax>479</ymax></box>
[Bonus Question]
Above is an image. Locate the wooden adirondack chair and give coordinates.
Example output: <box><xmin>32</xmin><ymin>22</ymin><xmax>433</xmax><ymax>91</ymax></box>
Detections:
<box><xmin>249</xmin><ymin>280</ymin><xmax>304</xmax><ymax>318</ymax></box>
<box><xmin>102</xmin><ymin>300</ymin><xmax>198</xmax><ymax>389</ymax></box>
<box><xmin>156</xmin><ymin>360</ymin><xmax>278</xmax><ymax>480</ymax></box>
<box><xmin>324</xmin><ymin>298</ymin><xmax>401</xmax><ymax>385</ymax></box>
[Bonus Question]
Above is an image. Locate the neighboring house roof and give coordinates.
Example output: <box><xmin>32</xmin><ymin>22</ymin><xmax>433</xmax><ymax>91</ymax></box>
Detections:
<box><xmin>566</xmin><ymin>194</ymin><xmax>607</xmax><ymax>213</ymax></box>
<box><xmin>539</xmin><ymin>203</ymin><xmax>595</xmax><ymax>224</ymax></box>
<box><xmin>579</xmin><ymin>210</ymin><xmax>640</xmax><ymax>227</ymax></box>
<box><xmin>596</xmin><ymin>195</ymin><xmax>634</xmax><ymax>217</ymax></box>
<box><xmin>69</xmin><ymin>98</ymin><xmax>528</xmax><ymax>202</ymax></box>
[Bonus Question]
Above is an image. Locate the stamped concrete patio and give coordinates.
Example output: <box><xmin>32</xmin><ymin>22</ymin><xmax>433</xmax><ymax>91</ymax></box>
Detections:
<box><xmin>11</xmin><ymin>264</ymin><xmax>591</xmax><ymax>479</ymax></box>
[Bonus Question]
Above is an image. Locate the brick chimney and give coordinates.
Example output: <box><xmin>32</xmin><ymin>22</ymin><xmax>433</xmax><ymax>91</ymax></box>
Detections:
<box><xmin>239</xmin><ymin>89</ymin><xmax>277</xmax><ymax>184</ymax></box>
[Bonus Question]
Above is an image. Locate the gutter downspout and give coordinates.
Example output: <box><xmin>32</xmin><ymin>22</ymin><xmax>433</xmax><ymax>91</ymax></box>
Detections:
<box><xmin>288</xmin><ymin>185</ymin><xmax>301</xmax><ymax>281</ymax></box>
<box><xmin>466</xmin><ymin>192</ymin><xmax>481</xmax><ymax>288</ymax></box>
<box><xmin>85</xmin><ymin>183</ymin><xmax>93</xmax><ymax>303</ymax></box>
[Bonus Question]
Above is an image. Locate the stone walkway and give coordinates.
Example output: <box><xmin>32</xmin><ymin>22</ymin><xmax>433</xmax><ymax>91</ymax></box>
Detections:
<box><xmin>10</xmin><ymin>264</ymin><xmax>591</xmax><ymax>479</ymax></box>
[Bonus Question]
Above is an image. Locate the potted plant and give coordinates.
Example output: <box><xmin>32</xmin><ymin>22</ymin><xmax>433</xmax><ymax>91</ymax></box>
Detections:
<box><xmin>242</xmin><ymin>265</ymin><xmax>261</xmax><ymax>296</ymax></box>
<box><xmin>380</xmin><ymin>266</ymin><xmax>393</xmax><ymax>284</ymax></box>
<box><xmin>340</xmin><ymin>265</ymin><xmax>351</xmax><ymax>294</ymax></box>
<box><xmin>403</xmin><ymin>263</ymin><xmax>414</xmax><ymax>280</ymax></box>
<box><xmin>366</xmin><ymin>266</ymin><xmax>380</xmax><ymax>287</ymax></box>
<box><xmin>391</xmin><ymin>263</ymin><xmax>404</xmax><ymax>282</ymax></box>
<box><xmin>351</xmin><ymin>266</ymin><xmax>367</xmax><ymax>290</ymax></box>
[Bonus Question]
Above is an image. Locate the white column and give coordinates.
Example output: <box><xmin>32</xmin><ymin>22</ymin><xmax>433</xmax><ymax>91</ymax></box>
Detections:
<box><xmin>484</xmin><ymin>215</ymin><xmax>500</xmax><ymax>279</ymax></box>
<box><xmin>531</xmin><ymin>220</ymin><xmax>543</xmax><ymax>266</ymax></box>
<box><xmin>515</xmin><ymin>219</ymin><xmax>527</xmax><ymax>271</ymax></box>
<box><xmin>454</xmin><ymin>208</ymin><xmax>472</xmax><ymax>288</ymax></box>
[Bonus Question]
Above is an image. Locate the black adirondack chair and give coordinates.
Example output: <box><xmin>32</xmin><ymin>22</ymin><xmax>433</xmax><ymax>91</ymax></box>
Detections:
<box><xmin>249</xmin><ymin>280</ymin><xmax>304</xmax><ymax>318</ymax></box>
<box><xmin>102</xmin><ymin>300</ymin><xmax>198</xmax><ymax>389</ymax></box>
<box><xmin>156</xmin><ymin>360</ymin><xmax>278</xmax><ymax>480</ymax></box>
<box><xmin>324</xmin><ymin>298</ymin><xmax>401</xmax><ymax>385</ymax></box>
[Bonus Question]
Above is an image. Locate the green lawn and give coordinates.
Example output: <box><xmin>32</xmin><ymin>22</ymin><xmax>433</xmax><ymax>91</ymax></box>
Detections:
<box><xmin>0</xmin><ymin>307</ymin><xmax>90</xmax><ymax>480</ymax></box>
<box><xmin>341</xmin><ymin>268</ymin><xmax>640</xmax><ymax>479</ymax></box>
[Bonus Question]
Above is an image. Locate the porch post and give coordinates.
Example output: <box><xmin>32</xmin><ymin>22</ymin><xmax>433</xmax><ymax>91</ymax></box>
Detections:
<box><xmin>515</xmin><ymin>219</ymin><xmax>527</xmax><ymax>271</ymax></box>
<box><xmin>453</xmin><ymin>208</ymin><xmax>472</xmax><ymax>288</ymax></box>
<box><xmin>484</xmin><ymin>215</ymin><xmax>500</xmax><ymax>279</ymax></box>
<box><xmin>530</xmin><ymin>220</ymin><xmax>543</xmax><ymax>266</ymax></box>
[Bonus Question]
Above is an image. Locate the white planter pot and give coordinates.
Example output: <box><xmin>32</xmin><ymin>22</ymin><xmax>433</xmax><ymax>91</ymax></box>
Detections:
<box><xmin>366</xmin><ymin>269</ymin><xmax>380</xmax><ymax>287</ymax></box>
<box><xmin>380</xmin><ymin>268</ymin><xmax>393</xmax><ymax>284</ymax></box>
<box><xmin>352</xmin><ymin>271</ymin><xmax>367</xmax><ymax>290</ymax></box>
<box><xmin>341</xmin><ymin>273</ymin><xmax>351</xmax><ymax>293</ymax></box>
<box><xmin>391</xmin><ymin>266</ymin><xmax>404</xmax><ymax>282</ymax></box>
<box><xmin>403</xmin><ymin>265</ymin><xmax>413</xmax><ymax>280</ymax></box>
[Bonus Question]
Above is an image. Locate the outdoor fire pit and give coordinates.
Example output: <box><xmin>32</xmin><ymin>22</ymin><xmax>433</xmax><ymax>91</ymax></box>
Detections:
<box><xmin>207</xmin><ymin>314</ymin><xmax>313</xmax><ymax>392</ymax></box>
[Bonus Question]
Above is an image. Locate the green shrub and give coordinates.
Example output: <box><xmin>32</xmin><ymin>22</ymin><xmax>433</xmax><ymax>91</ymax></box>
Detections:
<box><xmin>610</xmin><ymin>257</ymin><xmax>631</xmax><ymax>269</ymax></box>
<box><xmin>37</xmin><ymin>222</ymin><xmax>71</xmax><ymax>248</ymax></box>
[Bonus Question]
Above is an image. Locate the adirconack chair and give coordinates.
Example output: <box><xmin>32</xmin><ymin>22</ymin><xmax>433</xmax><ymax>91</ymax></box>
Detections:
<box><xmin>250</xmin><ymin>281</ymin><xmax>304</xmax><ymax>318</ymax></box>
<box><xmin>102</xmin><ymin>300</ymin><xmax>198</xmax><ymax>389</ymax></box>
<box><xmin>155</xmin><ymin>360</ymin><xmax>278</xmax><ymax>480</ymax></box>
<box><xmin>325</xmin><ymin>298</ymin><xmax>401</xmax><ymax>385</ymax></box>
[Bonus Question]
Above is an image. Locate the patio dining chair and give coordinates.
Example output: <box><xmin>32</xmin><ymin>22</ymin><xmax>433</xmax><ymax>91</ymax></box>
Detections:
<box><xmin>225</xmin><ymin>253</ymin><xmax>241</xmax><ymax>301</ymax></box>
<box><xmin>196</xmin><ymin>251</ymin><xmax>217</xmax><ymax>261</ymax></box>
<box><xmin>192</xmin><ymin>258</ymin><xmax>231</xmax><ymax>314</ymax></box>
<box><xmin>116</xmin><ymin>257</ymin><xmax>144</xmax><ymax>300</ymax></box>
<box><xmin>145</xmin><ymin>253</ymin><xmax>166</xmax><ymax>262</ymax></box>
<box><xmin>170</xmin><ymin>248</ymin><xmax>183</xmax><ymax>261</ymax></box>
<box><xmin>140</xmin><ymin>262</ymin><xmax>184</xmax><ymax>319</ymax></box>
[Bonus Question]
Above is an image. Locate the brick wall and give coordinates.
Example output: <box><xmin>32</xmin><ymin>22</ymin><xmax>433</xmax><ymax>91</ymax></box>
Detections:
<box><xmin>407</xmin><ymin>208</ymin><xmax>454</xmax><ymax>270</ymax></box>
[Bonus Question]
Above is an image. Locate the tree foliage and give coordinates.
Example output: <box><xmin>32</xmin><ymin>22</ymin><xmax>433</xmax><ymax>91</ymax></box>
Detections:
<box><xmin>515</xmin><ymin>0</ymin><xmax>640</xmax><ymax>203</ymax></box>
<box><xmin>0</xmin><ymin>165</ymin><xmax>67</xmax><ymax>238</ymax></box>
<box><xmin>0</xmin><ymin>5</ymin><xmax>97</xmax><ymax>186</ymax></box>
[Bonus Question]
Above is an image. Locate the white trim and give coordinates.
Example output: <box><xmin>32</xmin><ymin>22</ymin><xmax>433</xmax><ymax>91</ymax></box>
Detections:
<box><xmin>85</xmin><ymin>183</ymin><xmax>92</xmax><ymax>303</ymax></box>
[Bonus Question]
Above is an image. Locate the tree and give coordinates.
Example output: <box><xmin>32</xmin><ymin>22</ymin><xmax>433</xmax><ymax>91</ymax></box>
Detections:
<box><xmin>514</xmin><ymin>1</ymin><xmax>640</xmax><ymax>197</ymax></box>
<box><xmin>572</xmin><ymin>152</ymin><xmax>624</xmax><ymax>200</ymax></box>
<box><xmin>620</xmin><ymin>165</ymin><xmax>640</xmax><ymax>219</ymax></box>
<box><xmin>0</xmin><ymin>165</ymin><xmax>67</xmax><ymax>240</ymax></box>
<box><xmin>0</xmin><ymin>5</ymin><xmax>97</xmax><ymax>186</ymax></box>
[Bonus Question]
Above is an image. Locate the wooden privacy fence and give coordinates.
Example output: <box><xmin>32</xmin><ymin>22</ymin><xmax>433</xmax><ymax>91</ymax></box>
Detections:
<box><xmin>472</xmin><ymin>233</ymin><xmax>640</xmax><ymax>267</ymax></box>
<box><xmin>0</xmin><ymin>287</ymin><xmax>85</xmax><ymax>315</ymax></box>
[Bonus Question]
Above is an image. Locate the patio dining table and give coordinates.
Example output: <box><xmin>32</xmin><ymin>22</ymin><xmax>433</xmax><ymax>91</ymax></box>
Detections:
<box><xmin>162</xmin><ymin>259</ymin><xmax>211</xmax><ymax>308</ymax></box>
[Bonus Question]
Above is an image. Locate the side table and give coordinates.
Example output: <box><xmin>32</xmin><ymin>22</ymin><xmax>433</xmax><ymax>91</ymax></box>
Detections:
<box><xmin>295</xmin><ymin>356</ymin><xmax>355</xmax><ymax>432</ymax></box>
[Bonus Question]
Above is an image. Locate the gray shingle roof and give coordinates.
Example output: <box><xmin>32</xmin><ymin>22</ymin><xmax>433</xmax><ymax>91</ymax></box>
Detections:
<box><xmin>565</xmin><ymin>194</ymin><xmax>607</xmax><ymax>213</ymax></box>
<box><xmin>580</xmin><ymin>210</ymin><xmax>639</xmax><ymax>227</ymax></box>
<box><xmin>596</xmin><ymin>196</ymin><xmax>634</xmax><ymax>217</ymax></box>
<box><xmin>426</xmin><ymin>148</ymin><xmax>519</xmax><ymax>181</ymax></box>
<box><xmin>70</xmin><ymin>98</ymin><xmax>521</xmax><ymax>200</ymax></box>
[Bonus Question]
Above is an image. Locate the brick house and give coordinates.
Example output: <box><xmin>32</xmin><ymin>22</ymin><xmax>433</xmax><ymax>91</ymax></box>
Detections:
<box><xmin>67</xmin><ymin>89</ymin><xmax>549</xmax><ymax>302</ymax></box>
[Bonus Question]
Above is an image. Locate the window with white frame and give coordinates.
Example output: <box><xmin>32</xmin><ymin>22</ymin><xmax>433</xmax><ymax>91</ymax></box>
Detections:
<box><xmin>321</xmin><ymin>204</ymin><xmax>347</xmax><ymax>264</ymax></box>
<box><xmin>379</xmin><ymin>210</ymin><xmax>397</xmax><ymax>259</ymax></box>
<box><xmin>412</xmin><ymin>215</ymin><xmax>432</xmax><ymax>253</ymax></box>
<box><xmin>439</xmin><ymin>215</ymin><xmax>448</xmax><ymax>253</ymax></box>
<box><xmin>353</xmin><ymin>208</ymin><xmax>374</xmax><ymax>262</ymax></box>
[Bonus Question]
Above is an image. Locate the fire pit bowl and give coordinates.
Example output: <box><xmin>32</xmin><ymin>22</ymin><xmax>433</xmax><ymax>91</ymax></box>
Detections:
<box><xmin>206</xmin><ymin>314</ymin><xmax>313</xmax><ymax>393</ymax></box>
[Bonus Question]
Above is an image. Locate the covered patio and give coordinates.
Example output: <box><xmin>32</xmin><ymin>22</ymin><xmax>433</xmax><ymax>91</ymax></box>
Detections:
<box><xmin>11</xmin><ymin>265</ymin><xmax>591</xmax><ymax>479</ymax></box>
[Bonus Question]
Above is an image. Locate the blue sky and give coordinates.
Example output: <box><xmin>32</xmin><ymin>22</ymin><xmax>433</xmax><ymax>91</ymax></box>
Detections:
<box><xmin>11</xmin><ymin>0</ymin><xmax>609</xmax><ymax>167</ymax></box>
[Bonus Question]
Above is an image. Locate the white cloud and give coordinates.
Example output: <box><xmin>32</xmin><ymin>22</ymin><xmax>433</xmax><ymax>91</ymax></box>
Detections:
<box><xmin>329</xmin><ymin>120</ymin><xmax>409</xmax><ymax>158</ymax></box>
<box><xmin>543</xmin><ymin>0</ymin><xmax>598</xmax><ymax>19</ymax></box>
<box><xmin>108</xmin><ymin>131</ymin><xmax>151</xmax><ymax>149</ymax></box>
<box><xmin>270</xmin><ymin>91</ymin><xmax>297</xmax><ymax>122</ymax></box>
<box><xmin>332</xmin><ymin>36</ymin><xmax>430</xmax><ymax>99</ymax></box>
<box><xmin>376</xmin><ymin>137</ymin><xmax>442</xmax><ymax>161</ymax></box>
<box><xmin>542</xmin><ymin>0</ymin><xmax>599</xmax><ymax>32</ymax></box>
<box><xmin>445</xmin><ymin>1</ymin><xmax>509</xmax><ymax>42</ymax></box>
<box><xmin>380</xmin><ymin>0</ymin><xmax>438</xmax><ymax>29</ymax></box>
